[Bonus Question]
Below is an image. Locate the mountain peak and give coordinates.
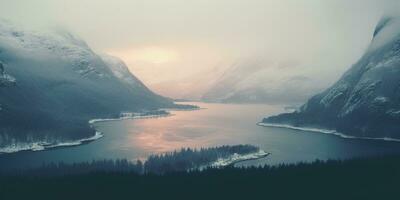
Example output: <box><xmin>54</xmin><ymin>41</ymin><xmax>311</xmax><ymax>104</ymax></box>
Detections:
<box><xmin>0</xmin><ymin>22</ymin><xmax>173</xmax><ymax>148</ymax></box>
<box><xmin>263</xmin><ymin>15</ymin><xmax>400</xmax><ymax>139</ymax></box>
<box><xmin>373</xmin><ymin>16</ymin><xmax>393</xmax><ymax>37</ymax></box>
<box><xmin>368</xmin><ymin>15</ymin><xmax>400</xmax><ymax>52</ymax></box>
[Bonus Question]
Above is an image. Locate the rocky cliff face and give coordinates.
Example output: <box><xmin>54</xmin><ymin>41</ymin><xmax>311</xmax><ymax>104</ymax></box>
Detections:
<box><xmin>263</xmin><ymin>16</ymin><xmax>400</xmax><ymax>139</ymax></box>
<box><xmin>0</xmin><ymin>21</ymin><xmax>174</xmax><ymax>146</ymax></box>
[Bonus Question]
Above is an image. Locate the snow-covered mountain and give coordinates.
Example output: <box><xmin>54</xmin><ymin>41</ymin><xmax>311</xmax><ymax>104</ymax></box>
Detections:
<box><xmin>201</xmin><ymin>59</ymin><xmax>324</xmax><ymax>104</ymax></box>
<box><xmin>0</xmin><ymin>21</ymin><xmax>175</xmax><ymax>147</ymax></box>
<box><xmin>263</xmin><ymin>16</ymin><xmax>400</xmax><ymax>138</ymax></box>
<box><xmin>100</xmin><ymin>54</ymin><xmax>150</xmax><ymax>91</ymax></box>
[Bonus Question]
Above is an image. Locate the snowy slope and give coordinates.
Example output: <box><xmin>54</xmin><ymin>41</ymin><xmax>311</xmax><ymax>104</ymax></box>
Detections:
<box><xmin>201</xmin><ymin>59</ymin><xmax>324</xmax><ymax>104</ymax></box>
<box><xmin>0</xmin><ymin>21</ymin><xmax>174</xmax><ymax>147</ymax></box>
<box><xmin>0</xmin><ymin>21</ymin><xmax>110</xmax><ymax>78</ymax></box>
<box><xmin>263</xmin><ymin>16</ymin><xmax>400</xmax><ymax>138</ymax></box>
<box><xmin>100</xmin><ymin>54</ymin><xmax>149</xmax><ymax>91</ymax></box>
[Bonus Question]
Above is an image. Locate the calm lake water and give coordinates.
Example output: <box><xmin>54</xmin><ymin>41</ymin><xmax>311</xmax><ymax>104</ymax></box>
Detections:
<box><xmin>2</xmin><ymin>102</ymin><xmax>400</xmax><ymax>170</ymax></box>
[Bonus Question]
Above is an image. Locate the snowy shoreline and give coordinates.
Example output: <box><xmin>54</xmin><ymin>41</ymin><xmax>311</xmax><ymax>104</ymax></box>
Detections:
<box><xmin>0</xmin><ymin>131</ymin><xmax>104</xmax><ymax>154</ymax></box>
<box><xmin>0</xmin><ymin>111</ymin><xmax>174</xmax><ymax>155</ymax></box>
<box><xmin>88</xmin><ymin>112</ymin><xmax>172</xmax><ymax>124</ymax></box>
<box><xmin>258</xmin><ymin>122</ymin><xmax>400</xmax><ymax>142</ymax></box>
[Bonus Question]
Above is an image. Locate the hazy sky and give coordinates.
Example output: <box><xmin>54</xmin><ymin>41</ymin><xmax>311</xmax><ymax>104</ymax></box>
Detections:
<box><xmin>1</xmin><ymin>0</ymin><xmax>399</xmax><ymax>98</ymax></box>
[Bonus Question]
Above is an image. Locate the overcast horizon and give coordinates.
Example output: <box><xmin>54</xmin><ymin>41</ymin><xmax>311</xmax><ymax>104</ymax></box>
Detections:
<box><xmin>1</xmin><ymin>0</ymin><xmax>400</xmax><ymax>100</ymax></box>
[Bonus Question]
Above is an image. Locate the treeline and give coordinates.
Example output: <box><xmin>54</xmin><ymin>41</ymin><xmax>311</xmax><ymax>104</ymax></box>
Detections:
<box><xmin>0</xmin><ymin>123</ymin><xmax>94</xmax><ymax>149</ymax></box>
<box><xmin>145</xmin><ymin>145</ymin><xmax>259</xmax><ymax>174</ymax></box>
<box><xmin>1</xmin><ymin>155</ymin><xmax>400</xmax><ymax>200</ymax></box>
<box><xmin>1</xmin><ymin>145</ymin><xmax>260</xmax><ymax>176</ymax></box>
<box><xmin>137</xmin><ymin>109</ymin><xmax>169</xmax><ymax>116</ymax></box>
<box><xmin>172</xmin><ymin>104</ymin><xmax>200</xmax><ymax>110</ymax></box>
<box><xmin>119</xmin><ymin>109</ymin><xmax>169</xmax><ymax>118</ymax></box>
<box><xmin>3</xmin><ymin>159</ymin><xmax>143</xmax><ymax>177</ymax></box>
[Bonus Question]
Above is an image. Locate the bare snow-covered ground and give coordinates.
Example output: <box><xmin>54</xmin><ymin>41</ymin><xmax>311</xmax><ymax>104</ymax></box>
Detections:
<box><xmin>210</xmin><ymin>150</ymin><xmax>270</xmax><ymax>168</ymax></box>
<box><xmin>194</xmin><ymin>150</ymin><xmax>270</xmax><ymax>171</ymax></box>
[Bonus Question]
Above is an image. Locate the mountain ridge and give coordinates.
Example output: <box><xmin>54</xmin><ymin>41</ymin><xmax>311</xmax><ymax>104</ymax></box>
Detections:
<box><xmin>201</xmin><ymin>60</ymin><xmax>324</xmax><ymax>104</ymax></box>
<box><xmin>0</xmin><ymin>21</ymin><xmax>176</xmax><ymax>147</ymax></box>
<box><xmin>263</xmin><ymin>16</ymin><xmax>400</xmax><ymax>138</ymax></box>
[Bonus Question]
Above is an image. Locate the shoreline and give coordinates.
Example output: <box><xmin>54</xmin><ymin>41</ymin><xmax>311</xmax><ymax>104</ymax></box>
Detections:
<box><xmin>88</xmin><ymin>112</ymin><xmax>172</xmax><ymax>124</ymax></box>
<box><xmin>0</xmin><ymin>105</ymin><xmax>202</xmax><ymax>155</ymax></box>
<box><xmin>0</xmin><ymin>111</ymin><xmax>178</xmax><ymax>155</ymax></box>
<box><xmin>257</xmin><ymin>122</ymin><xmax>400</xmax><ymax>142</ymax></box>
<box><xmin>0</xmin><ymin>131</ymin><xmax>104</xmax><ymax>154</ymax></box>
<box><xmin>161</xmin><ymin>107</ymin><xmax>204</xmax><ymax>112</ymax></box>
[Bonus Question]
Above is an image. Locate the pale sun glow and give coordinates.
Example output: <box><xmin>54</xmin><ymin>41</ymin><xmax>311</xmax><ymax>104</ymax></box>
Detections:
<box><xmin>110</xmin><ymin>47</ymin><xmax>179</xmax><ymax>65</ymax></box>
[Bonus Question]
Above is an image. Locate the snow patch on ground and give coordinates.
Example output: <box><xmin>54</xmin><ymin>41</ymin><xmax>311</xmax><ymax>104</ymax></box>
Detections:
<box><xmin>387</xmin><ymin>109</ymin><xmax>400</xmax><ymax>117</ymax></box>
<box><xmin>373</xmin><ymin>96</ymin><xmax>389</xmax><ymax>104</ymax></box>
<box><xmin>210</xmin><ymin>150</ymin><xmax>270</xmax><ymax>168</ymax></box>
<box><xmin>195</xmin><ymin>150</ymin><xmax>270</xmax><ymax>171</ymax></box>
<box><xmin>258</xmin><ymin>122</ymin><xmax>400</xmax><ymax>142</ymax></box>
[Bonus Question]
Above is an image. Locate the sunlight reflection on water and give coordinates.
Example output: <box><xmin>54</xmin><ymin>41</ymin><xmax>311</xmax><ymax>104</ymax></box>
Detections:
<box><xmin>2</xmin><ymin>102</ymin><xmax>400</xmax><ymax>170</ymax></box>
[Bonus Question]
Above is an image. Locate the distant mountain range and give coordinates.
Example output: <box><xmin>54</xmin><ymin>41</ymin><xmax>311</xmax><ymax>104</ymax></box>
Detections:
<box><xmin>0</xmin><ymin>21</ymin><xmax>178</xmax><ymax>147</ymax></box>
<box><xmin>201</xmin><ymin>59</ymin><xmax>324</xmax><ymax>104</ymax></box>
<box><xmin>263</xmin><ymin>16</ymin><xmax>400</xmax><ymax>139</ymax></box>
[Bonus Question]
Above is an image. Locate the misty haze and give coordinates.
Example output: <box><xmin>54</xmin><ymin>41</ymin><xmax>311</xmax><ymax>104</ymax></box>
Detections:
<box><xmin>1</xmin><ymin>1</ymin><xmax>400</xmax><ymax>200</ymax></box>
